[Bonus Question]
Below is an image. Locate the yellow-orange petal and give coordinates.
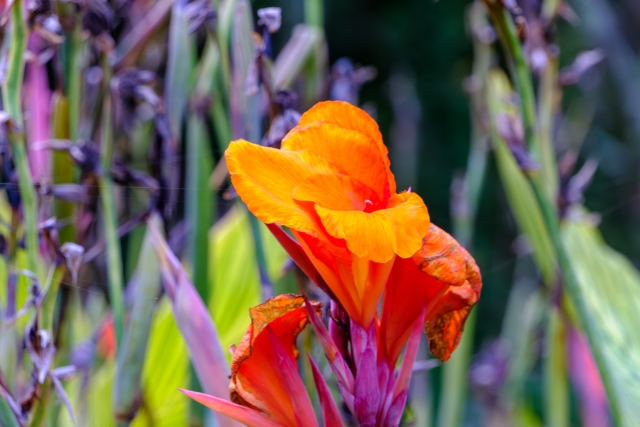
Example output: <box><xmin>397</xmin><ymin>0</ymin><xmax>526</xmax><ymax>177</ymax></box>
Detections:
<box><xmin>230</xmin><ymin>294</ymin><xmax>322</xmax><ymax>424</ymax></box>
<box><xmin>417</xmin><ymin>224</ymin><xmax>482</xmax><ymax>361</ymax></box>
<box><xmin>315</xmin><ymin>192</ymin><xmax>430</xmax><ymax>263</ymax></box>
<box><xmin>296</xmin><ymin>101</ymin><xmax>383</xmax><ymax>154</ymax></box>
<box><xmin>292</xmin><ymin>173</ymin><xmax>381</xmax><ymax>212</ymax></box>
<box><xmin>225</xmin><ymin>140</ymin><xmax>339</xmax><ymax>236</ymax></box>
<box><xmin>282</xmin><ymin>121</ymin><xmax>392</xmax><ymax>202</ymax></box>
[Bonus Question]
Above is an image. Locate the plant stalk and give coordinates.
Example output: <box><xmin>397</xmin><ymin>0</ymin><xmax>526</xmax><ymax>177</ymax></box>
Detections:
<box><xmin>484</xmin><ymin>3</ymin><xmax>539</xmax><ymax>159</ymax></box>
<box><xmin>305</xmin><ymin>0</ymin><xmax>324</xmax><ymax>28</ymax></box>
<box><xmin>545</xmin><ymin>306</ymin><xmax>569</xmax><ymax>427</ymax></box>
<box><xmin>486</xmin><ymin>4</ymin><xmax>623</xmax><ymax>425</ymax></box>
<box><xmin>99</xmin><ymin>61</ymin><xmax>125</xmax><ymax>348</ymax></box>
<box><xmin>3</xmin><ymin>0</ymin><xmax>40</xmax><ymax>277</ymax></box>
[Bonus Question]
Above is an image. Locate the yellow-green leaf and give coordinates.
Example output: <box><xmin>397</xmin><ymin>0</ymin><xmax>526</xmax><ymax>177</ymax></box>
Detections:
<box><xmin>562</xmin><ymin>213</ymin><xmax>640</xmax><ymax>427</ymax></box>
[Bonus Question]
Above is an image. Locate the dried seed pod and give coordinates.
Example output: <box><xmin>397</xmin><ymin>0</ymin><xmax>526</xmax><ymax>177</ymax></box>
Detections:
<box><xmin>112</xmin><ymin>68</ymin><xmax>161</xmax><ymax>131</ymax></box>
<box><xmin>69</xmin><ymin>141</ymin><xmax>101</xmax><ymax>175</ymax></box>
<box><xmin>82</xmin><ymin>0</ymin><xmax>112</xmax><ymax>37</ymax></box>
<box><xmin>495</xmin><ymin>112</ymin><xmax>539</xmax><ymax>172</ymax></box>
<box><xmin>559</xmin><ymin>49</ymin><xmax>605</xmax><ymax>86</ymax></box>
<box><xmin>330</xmin><ymin>58</ymin><xmax>377</xmax><ymax>105</ymax></box>
<box><xmin>82</xmin><ymin>0</ymin><xmax>114</xmax><ymax>52</ymax></box>
<box><xmin>262</xmin><ymin>90</ymin><xmax>301</xmax><ymax>148</ymax></box>
<box><xmin>257</xmin><ymin>7</ymin><xmax>282</xmax><ymax>34</ymax></box>
<box><xmin>184</xmin><ymin>0</ymin><xmax>217</xmax><ymax>34</ymax></box>
<box><xmin>28</xmin><ymin>1</ymin><xmax>64</xmax><ymax>45</ymax></box>
<box><xmin>61</xmin><ymin>242</ymin><xmax>85</xmax><ymax>285</ymax></box>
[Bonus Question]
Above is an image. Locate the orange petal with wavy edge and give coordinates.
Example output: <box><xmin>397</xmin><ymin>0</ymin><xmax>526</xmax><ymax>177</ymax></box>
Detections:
<box><xmin>293</xmin><ymin>101</ymin><xmax>395</xmax><ymax>197</ymax></box>
<box><xmin>315</xmin><ymin>192</ymin><xmax>430</xmax><ymax>263</ymax></box>
<box><xmin>418</xmin><ymin>224</ymin><xmax>482</xmax><ymax>361</ymax></box>
<box><xmin>292</xmin><ymin>173</ymin><xmax>381</xmax><ymax>212</ymax></box>
<box><xmin>283</xmin><ymin>120</ymin><xmax>393</xmax><ymax>202</ymax></box>
<box><xmin>225</xmin><ymin>140</ymin><xmax>339</xmax><ymax>236</ymax></box>
<box><xmin>413</xmin><ymin>224</ymin><xmax>473</xmax><ymax>285</ymax></box>
<box><xmin>424</xmin><ymin>283</ymin><xmax>480</xmax><ymax>361</ymax></box>
<box><xmin>230</xmin><ymin>294</ymin><xmax>322</xmax><ymax>425</ymax></box>
<box><xmin>379</xmin><ymin>224</ymin><xmax>482</xmax><ymax>365</ymax></box>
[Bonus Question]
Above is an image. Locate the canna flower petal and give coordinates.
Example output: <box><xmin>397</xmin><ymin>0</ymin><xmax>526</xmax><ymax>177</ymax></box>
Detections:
<box><xmin>226</xmin><ymin>101</ymin><xmax>436</xmax><ymax>329</ymax></box>
<box><xmin>289</xmin><ymin>100</ymin><xmax>396</xmax><ymax>197</ymax></box>
<box><xmin>419</xmin><ymin>224</ymin><xmax>482</xmax><ymax>361</ymax></box>
<box><xmin>283</xmin><ymin>121</ymin><xmax>392</xmax><ymax>203</ymax></box>
<box><xmin>380</xmin><ymin>224</ymin><xmax>482</xmax><ymax>364</ymax></box>
<box><xmin>292</xmin><ymin>173</ymin><xmax>382</xmax><ymax>212</ymax></box>
<box><xmin>379</xmin><ymin>256</ymin><xmax>449</xmax><ymax>367</ymax></box>
<box><xmin>293</xmin><ymin>230</ymin><xmax>394</xmax><ymax>328</ymax></box>
<box><xmin>229</xmin><ymin>294</ymin><xmax>322</xmax><ymax>426</ymax></box>
<box><xmin>264</xmin><ymin>327</ymin><xmax>319</xmax><ymax>427</ymax></box>
<box><xmin>225</xmin><ymin>140</ymin><xmax>339</xmax><ymax>237</ymax></box>
<box><xmin>423</xmin><ymin>274</ymin><xmax>481</xmax><ymax>361</ymax></box>
<box><xmin>315</xmin><ymin>192</ymin><xmax>430</xmax><ymax>263</ymax></box>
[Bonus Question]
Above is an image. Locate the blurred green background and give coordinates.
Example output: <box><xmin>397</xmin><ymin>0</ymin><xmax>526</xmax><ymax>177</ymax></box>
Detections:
<box><xmin>1</xmin><ymin>0</ymin><xmax>639</xmax><ymax>426</ymax></box>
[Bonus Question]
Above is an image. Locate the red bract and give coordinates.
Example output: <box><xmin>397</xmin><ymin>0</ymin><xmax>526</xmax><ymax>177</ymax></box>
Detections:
<box><xmin>182</xmin><ymin>294</ymin><xmax>343</xmax><ymax>427</ymax></box>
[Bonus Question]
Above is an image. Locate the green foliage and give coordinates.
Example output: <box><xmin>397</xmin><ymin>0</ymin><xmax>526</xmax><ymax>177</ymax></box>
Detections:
<box><xmin>563</xmin><ymin>213</ymin><xmax>640</xmax><ymax>427</ymax></box>
<box><xmin>487</xmin><ymin>70</ymin><xmax>557</xmax><ymax>285</ymax></box>
<box><xmin>56</xmin><ymin>206</ymin><xmax>288</xmax><ymax>425</ymax></box>
<box><xmin>132</xmin><ymin>299</ymin><xmax>189</xmax><ymax>427</ymax></box>
<box><xmin>114</xmin><ymin>217</ymin><xmax>163</xmax><ymax>421</ymax></box>
<box><xmin>208</xmin><ymin>205</ymin><xmax>289</xmax><ymax>354</ymax></box>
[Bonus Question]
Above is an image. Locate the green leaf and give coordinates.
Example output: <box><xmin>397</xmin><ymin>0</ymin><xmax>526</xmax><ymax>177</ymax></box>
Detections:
<box><xmin>230</xmin><ymin>0</ymin><xmax>260</xmax><ymax>142</ymax></box>
<box><xmin>165</xmin><ymin>1</ymin><xmax>196</xmax><ymax>139</ymax></box>
<box><xmin>114</xmin><ymin>215</ymin><xmax>163</xmax><ymax>421</ymax></box>
<box><xmin>208</xmin><ymin>205</ymin><xmax>289</xmax><ymax>355</ymax></box>
<box><xmin>57</xmin><ymin>359</ymin><xmax>116</xmax><ymax>427</ymax></box>
<box><xmin>273</xmin><ymin>25</ymin><xmax>324</xmax><ymax>90</ymax></box>
<box><xmin>562</xmin><ymin>213</ymin><xmax>640</xmax><ymax>427</ymax></box>
<box><xmin>128</xmin><ymin>206</ymin><xmax>289</xmax><ymax>425</ymax></box>
<box><xmin>0</xmin><ymin>400</ymin><xmax>19</xmax><ymax>427</ymax></box>
<box><xmin>131</xmin><ymin>298</ymin><xmax>189</xmax><ymax>427</ymax></box>
<box><xmin>487</xmin><ymin>69</ymin><xmax>557</xmax><ymax>285</ymax></box>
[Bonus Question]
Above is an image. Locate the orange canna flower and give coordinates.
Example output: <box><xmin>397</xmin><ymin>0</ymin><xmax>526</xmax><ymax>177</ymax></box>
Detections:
<box><xmin>226</xmin><ymin>100</ymin><xmax>481</xmax><ymax>365</ymax></box>
<box><xmin>193</xmin><ymin>101</ymin><xmax>483</xmax><ymax>426</ymax></box>
<box><xmin>226</xmin><ymin>101</ymin><xmax>431</xmax><ymax>328</ymax></box>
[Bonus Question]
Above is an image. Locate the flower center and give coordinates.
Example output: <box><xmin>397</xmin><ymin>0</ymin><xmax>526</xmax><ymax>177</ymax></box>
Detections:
<box><xmin>363</xmin><ymin>199</ymin><xmax>376</xmax><ymax>213</ymax></box>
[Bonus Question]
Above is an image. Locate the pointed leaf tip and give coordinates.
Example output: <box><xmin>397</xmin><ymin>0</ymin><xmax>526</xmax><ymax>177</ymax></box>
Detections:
<box><xmin>181</xmin><ymin>389</ymin><xmax>282</xmax><ymax>427</ymax></box>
